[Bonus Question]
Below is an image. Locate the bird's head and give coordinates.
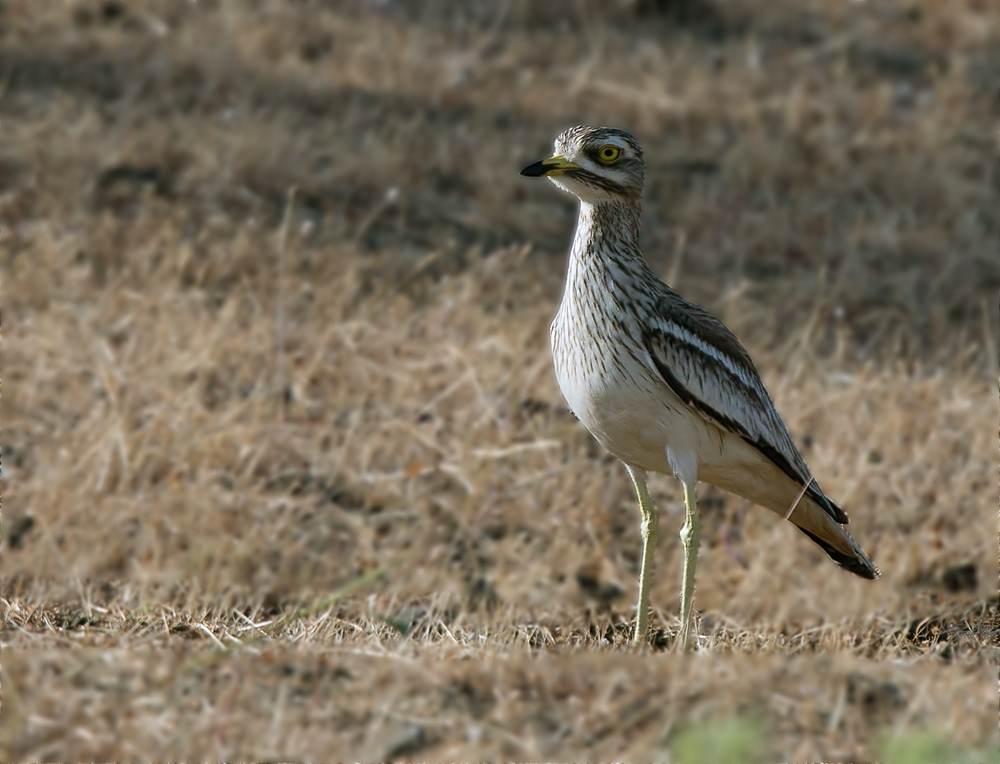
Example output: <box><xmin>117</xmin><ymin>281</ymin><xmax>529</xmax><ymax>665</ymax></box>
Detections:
<box><xmin>521</xmin><ymin>125</ymin><xmax>645</xmax><ymax>205</ymax></box>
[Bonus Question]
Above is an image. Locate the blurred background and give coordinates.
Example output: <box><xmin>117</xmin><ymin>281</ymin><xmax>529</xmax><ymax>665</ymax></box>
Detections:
<box><xmin>2</xmin><ymin>0</ymin><xmax>997</xmax><ymax>760</ymax></box>
<box><xmin>4</xmin><ymin>0</ymin><xmax>997</xmax><ymax>351</ymax></box>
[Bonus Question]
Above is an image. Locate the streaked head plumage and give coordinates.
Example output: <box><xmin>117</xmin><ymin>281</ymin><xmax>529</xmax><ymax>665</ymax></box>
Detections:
<box><xmin>521</xmin><ymin>125</ymin><xmax>645</xmax><ymax>204</ymax></box>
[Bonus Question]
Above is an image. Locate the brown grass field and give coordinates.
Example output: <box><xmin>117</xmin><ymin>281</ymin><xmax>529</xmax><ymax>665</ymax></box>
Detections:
<box><xmin>2</xmin><ymin>0</ymin><xmax>998</xmax><ymax>760</ymax></box>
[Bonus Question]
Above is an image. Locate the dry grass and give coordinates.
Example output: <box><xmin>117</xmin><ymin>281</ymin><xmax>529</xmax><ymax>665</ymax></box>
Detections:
<box><xmin>2</xmin><ymin>0</ymin><xmax>998</xmax><ymax>760</ymax></box>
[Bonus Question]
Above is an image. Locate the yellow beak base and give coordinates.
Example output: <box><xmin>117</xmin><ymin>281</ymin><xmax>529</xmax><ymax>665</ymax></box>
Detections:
<box><xmin>520</xmin><ymin>155</ymin><xmax>582</xmax><ymax>177</ymax></box>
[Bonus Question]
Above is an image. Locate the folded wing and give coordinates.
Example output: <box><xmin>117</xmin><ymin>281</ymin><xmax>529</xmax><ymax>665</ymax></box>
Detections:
<box><xmin>640</xmin><ymin>287</ymin><xmax>850</xmax><ymax>526</ymax></box>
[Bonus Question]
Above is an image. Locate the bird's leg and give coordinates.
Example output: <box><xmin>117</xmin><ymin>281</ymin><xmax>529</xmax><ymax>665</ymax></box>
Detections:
<box><xmin>677</xmin><ymin>479</ymin><xmax>701</xmax><ymax>652</ymax></box>
<box><xmin>626</xmin><ymin>466</ymin><xmax>658</xmax><ymax>646</ymax></box>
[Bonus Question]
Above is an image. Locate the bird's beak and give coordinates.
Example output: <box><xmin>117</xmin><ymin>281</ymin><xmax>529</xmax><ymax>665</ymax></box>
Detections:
<box><xmin>520</xmin><ymin>155</ymin><xmax>581</xmax><ymax>177</ymax></box>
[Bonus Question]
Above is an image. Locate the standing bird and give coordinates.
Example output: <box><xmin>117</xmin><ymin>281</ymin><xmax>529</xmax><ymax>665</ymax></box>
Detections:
<box><xmin>521</xmin><ymin>126</ymin><xmax>878</xmax><ymax>650</ymax></box>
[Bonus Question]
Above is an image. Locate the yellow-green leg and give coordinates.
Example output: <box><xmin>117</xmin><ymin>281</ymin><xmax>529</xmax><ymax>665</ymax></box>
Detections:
<box><xmin>626</xmin><ymin>466</ymin><xmax>658</xmax><ymax>645</ymax></box>
<box><xmin>677</xmin><ymin>479</ymin><xmax>701</xmax><ymax>652</ymax></box>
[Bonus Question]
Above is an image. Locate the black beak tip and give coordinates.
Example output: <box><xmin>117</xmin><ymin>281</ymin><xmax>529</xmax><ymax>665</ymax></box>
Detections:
<box><xmin>520</xmin><ymin>160</ymin><xmax>549</xmax><ymax>177</ymax></box>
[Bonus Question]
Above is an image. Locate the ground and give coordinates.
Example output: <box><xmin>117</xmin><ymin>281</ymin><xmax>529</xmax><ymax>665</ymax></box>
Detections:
<box><xmin>1</xmin><ymin>0</ymin><xmax>998</xmax><ymax>761</ymax></box>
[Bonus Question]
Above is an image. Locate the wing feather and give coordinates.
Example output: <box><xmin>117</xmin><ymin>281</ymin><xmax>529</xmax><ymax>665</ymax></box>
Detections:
<box><xmin>641</xmin><ymin>289</ymin><xmax>849</xmax><ymax>525</ymax></box>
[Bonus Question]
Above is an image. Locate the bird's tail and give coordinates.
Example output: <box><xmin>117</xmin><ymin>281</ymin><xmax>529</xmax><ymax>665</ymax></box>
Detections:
<box><xmin>788</xmin><ymin>498</ymin><xmax>879</xmax><ymax>579</ymax></box>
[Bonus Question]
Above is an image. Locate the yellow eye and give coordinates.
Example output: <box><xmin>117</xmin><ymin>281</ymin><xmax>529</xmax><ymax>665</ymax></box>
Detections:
<box><xmin>596</xmin><ymin>145</ymin><xmax>622</xmax><ymax>164</ymax></box>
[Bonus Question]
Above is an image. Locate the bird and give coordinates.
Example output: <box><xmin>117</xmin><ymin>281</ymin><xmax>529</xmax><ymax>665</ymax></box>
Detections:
<box><xmin>520</xmin><ymin>125</ymin><xmax>878</xmax><ymax>651</ymax></box>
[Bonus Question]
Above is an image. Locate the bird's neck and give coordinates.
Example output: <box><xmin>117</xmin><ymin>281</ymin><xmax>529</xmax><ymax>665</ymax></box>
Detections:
<box><xmin>558</xmin><ymin>200</ymin><xmax>648</xmax><ymax>318</ymax></box>
<box><xmin>569</xmin><ymin>199</ymin><xmax>645</xmax><ymax>276</ymax></box>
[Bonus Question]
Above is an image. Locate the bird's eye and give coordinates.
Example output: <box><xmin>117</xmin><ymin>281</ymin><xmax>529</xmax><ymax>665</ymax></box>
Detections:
<box><xmin>596</xmin><ymin>145</ymin><xmax>622</xmax><ymax>164</ymax></box>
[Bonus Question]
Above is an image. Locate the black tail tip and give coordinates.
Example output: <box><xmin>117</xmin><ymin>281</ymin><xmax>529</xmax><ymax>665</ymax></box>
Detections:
<box><xmin>799</xmin><ymin>528</ymin><xmax>879</xmax><ymax>580</ymax></box>
<box><xmin>845</xmin><ymin>556</ymin><xmax>880</xmax><ymax>580</ymax></box>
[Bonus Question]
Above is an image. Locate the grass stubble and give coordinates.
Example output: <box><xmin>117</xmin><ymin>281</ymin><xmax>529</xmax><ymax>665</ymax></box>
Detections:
<box><xmin>1</xmin><ymin>0</ymin><xmax>997</xmax><ymax>760</ymax></box>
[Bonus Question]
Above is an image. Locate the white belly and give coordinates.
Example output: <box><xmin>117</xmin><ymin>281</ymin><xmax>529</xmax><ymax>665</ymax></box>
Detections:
<box><xmin>551</xmin><ymin>313</ymin><xmax>710</xmax><ymax>475</ymax></box>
